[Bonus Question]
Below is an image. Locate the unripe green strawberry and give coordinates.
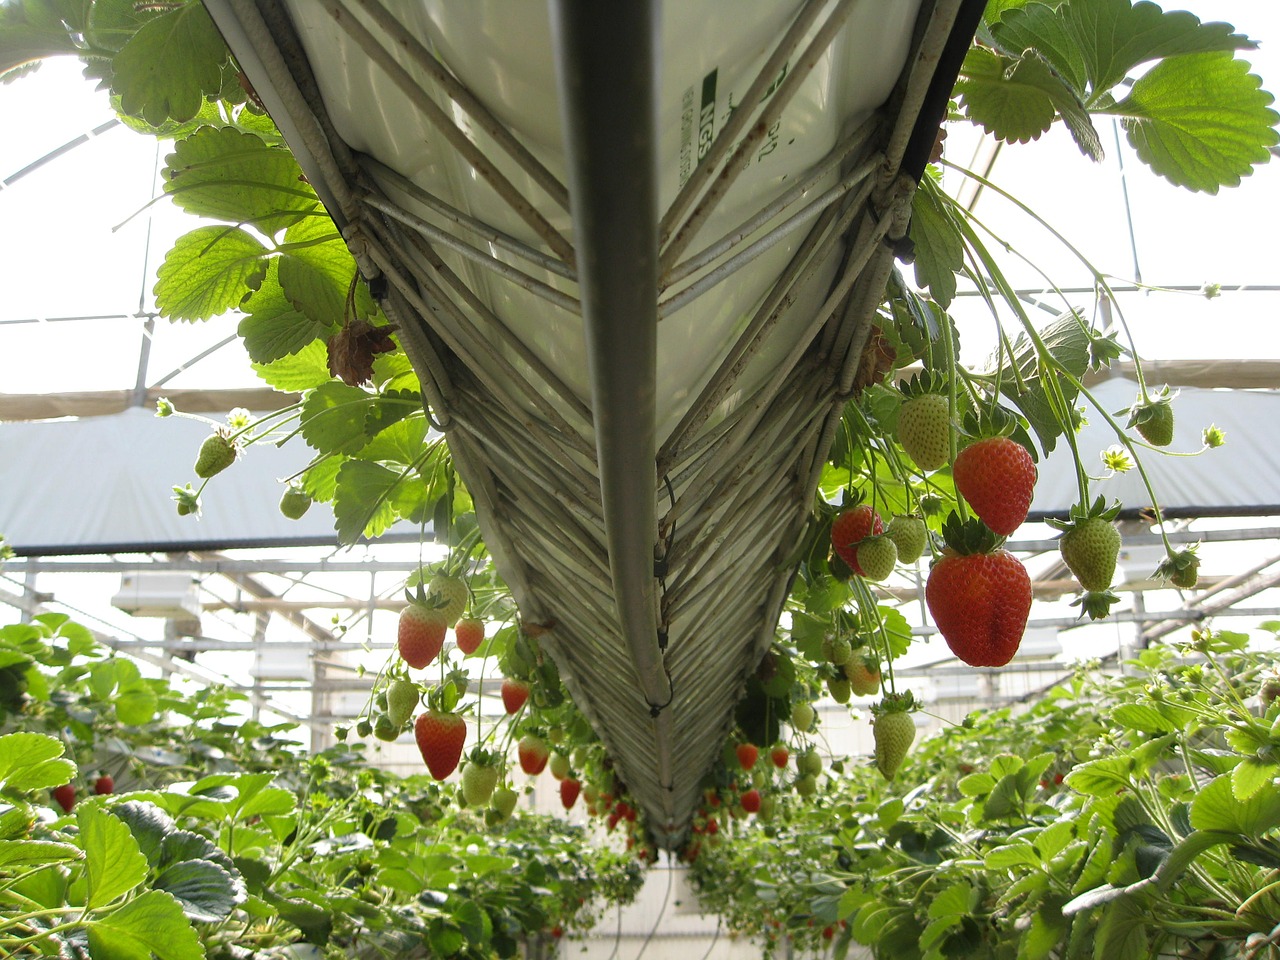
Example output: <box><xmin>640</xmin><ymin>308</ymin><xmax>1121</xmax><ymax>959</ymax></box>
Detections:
<box><xmin>790</xmin><ymin>701</ymin><xmax>815</xmax><ymax>732</ymax></box>
<box><xmin>1060</xmin><ymin>518</ymin><xmax>1121</xmax><ymax>592</ymax></box>
<box><xmin>461</xmin><ymin>762</ymin><xmax>499</xmax><ymax>806</ymax></box>
<box><xmin>797</xmin><ymin>750</ymin><xmax>823</xmax><ymax>777</ymax></box>
<box><xmin>386</xmin><ymin>679</ymin><xmax>419</xmax><ymax>727</ymax></box>
<box><xmin>373</xmin><ymin>715</ymin><xmax>398</xmax><ymax>742</ymax></box>
<box><xmin>1130</xmin><ymin>398</ymin><xmax>1175</xmax><ymax>446</ymax></box>
<box><xmin>825</xmin><ymin>635</ymin><xmax>852</xmax><ymax>666</ymax></box>
<box><xmin>549</xmin><ymin>752</ymin><xmax>571</xmax><ymax>781</ymax></box>
<box><xmin>279</xmin><ymin>485</ymin><xmax>312</xmax><ymax>519</ymax></box>
<box><xmin>194</xmin><ymin>433</ymin><xmax>237</xmax><ymax>478</ymax></box>
<box><xmin>856</xmin><ymin>535</ymin><xmax>898</xmax><ymax>581</ymax></box>
<box><xmin>827</xmin><ymin>675</ymin><xmax>851</xmax><ymax>704</ymax></box>
<box><xmin>1156</xmin><ymin>548</ymin><xmax>1200</xmax><ymax>589</ymax></box>
<box><xmin>885</xmin><ymin>515</ymin><xmax>928</xmax><ymax>564</ymax></box>
<box><xmin>844</xmin><ymin>655</ymin><xmax>881</xmax><ymax>697</ymax></box>
<box><xmin>897</xmin><ymin>393</ymin><xmax>951</xmax><ymax>471</ymax></box>
<box><xmin>794</xmin><ymin>773</ymin><xmax>818</xmax><ymax>798</ymax></box>
<box><xmin>491</xmin><ymin>786</ymin><xmax>519</xmax><ymax>821</ymax></box>
<box><xmin>427</xmin><ymin>573</ymin><xmax>468</xmax><ymax>626</ymax></box>
<box><xmin>873</xmin><ymin>710</ymin><xmax>916</xmax><ymax>781</ymax></box>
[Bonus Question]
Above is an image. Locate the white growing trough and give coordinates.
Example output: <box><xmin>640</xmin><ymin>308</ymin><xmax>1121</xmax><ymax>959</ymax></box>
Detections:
<box><xmin>205</xmin><ymin>0</ymin><xmax>983</xmax><ymax>846</ymax></box>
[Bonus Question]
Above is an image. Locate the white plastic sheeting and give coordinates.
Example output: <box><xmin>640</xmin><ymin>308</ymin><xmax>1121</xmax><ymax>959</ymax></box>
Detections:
<box><xmin>0</xmin><ymin>407</ymin><xmax>366</xmax><ymax>554</ymax></box>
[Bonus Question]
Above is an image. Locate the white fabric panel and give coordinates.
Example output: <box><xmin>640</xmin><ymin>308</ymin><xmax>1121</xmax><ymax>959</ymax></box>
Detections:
<box><xmin>1030</xmin><ymin>374</ymin><xmax>1280</xmax><ymax>517</ymax></box>
<box><xmin>0</xmin><ymin>407</ymin><xmax>358</xmax><ymax>554</ymax></box>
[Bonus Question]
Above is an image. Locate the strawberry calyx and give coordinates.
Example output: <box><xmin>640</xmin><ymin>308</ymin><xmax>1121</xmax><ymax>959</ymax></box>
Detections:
<box><xmin>937</xmin><ymin>512</ymin><xmax>1003</xmax><ymax>556</ymax></box>
<box><xmin>1073</xmin><ymin>589</ymin><xmax>1122</xmax><ymax>621</ymax></box>
<box><xmin>1044</xmin><ymin>494</ymin><xmax>1122</xmax><ymax>531</ymax></box>
<box><xmin>896</xmin><ymin>369</ymin><xmax>948</xmax><ymax>402</ymax></box>
<box><xmin>871</xmin><ymin>689</ymin><xmax>915</xmax><ymax>717</ymax></box>
<box><xmin>1155</xmin><ymin>545</ymin><xmax>1200</xmax><ymax>589</ymax></box>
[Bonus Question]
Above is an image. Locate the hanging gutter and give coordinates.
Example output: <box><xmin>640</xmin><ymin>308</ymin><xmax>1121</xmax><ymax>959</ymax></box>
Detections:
<box><xmin>548</xmin><ymin>0</ymin><xmax>675</xmax><ymax>801</ymax></box>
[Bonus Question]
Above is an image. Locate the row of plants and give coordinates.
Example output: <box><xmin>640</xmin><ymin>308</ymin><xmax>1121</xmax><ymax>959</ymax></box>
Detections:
<box><xmin>688</xmin><ymin>627</ymin><xmax>1280</xmax><ymax>960</ymax></box>
<box><xmin>0</xmin><ymin>613</ymin><xmax>644</xmax><ymax>958</ymax></box>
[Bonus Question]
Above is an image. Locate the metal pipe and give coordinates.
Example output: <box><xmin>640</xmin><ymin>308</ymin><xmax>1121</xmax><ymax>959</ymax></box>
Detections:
<box><xmin>548</xmin><ymin>0</ymin><xmax>674</xmax><ymax>810</ymax></box>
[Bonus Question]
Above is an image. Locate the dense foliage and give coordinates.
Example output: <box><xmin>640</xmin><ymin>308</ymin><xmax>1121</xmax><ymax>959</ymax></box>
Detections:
<box><xmin>689</xmin><ymin>629</ymin><xmax>1280</xmax><ymax>960</ymax></box>
<box><xmin>0</xmin><ymin>614</ymin><xmax>644</xmax><ymax>958</ymax></box>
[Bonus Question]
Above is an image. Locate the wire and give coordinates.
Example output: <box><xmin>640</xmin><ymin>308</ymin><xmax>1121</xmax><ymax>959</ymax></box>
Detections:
<box><xmin>633</xmin><ymin>861</ymin><xmax>676</xmax><ymax>960</ymax></box>
<box><xmin>604</xmin><ymin>903</ymin><xmax>623</xmax><ymax>960</ymax></box>
<box><xmin>697</xmin><ymin>918</ymin><xmax>723</xmax><ymax>960</ymax></box>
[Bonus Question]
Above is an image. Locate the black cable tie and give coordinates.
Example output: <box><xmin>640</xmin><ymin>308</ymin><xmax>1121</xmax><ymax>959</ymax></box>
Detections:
<box><xmin>648</xmin><ymin>680</ymin><xmax>675</xmax><ymax>718</ymax></box>
<box><xmin>657</xmin><ymin>627</ymin><xmax>669</xmax><ymax>651</ymax></box>
<box><xmin>653</xmin><ymin>556</ymin><xmax>668</xmax><ymax>579</ymax></box>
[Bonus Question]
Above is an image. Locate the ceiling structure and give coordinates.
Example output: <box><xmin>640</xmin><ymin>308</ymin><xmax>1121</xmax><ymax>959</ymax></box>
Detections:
<box><xmin>194</xmin><ymin>0</ymin><xmax>993</xmax><ymax>845</ymax></box>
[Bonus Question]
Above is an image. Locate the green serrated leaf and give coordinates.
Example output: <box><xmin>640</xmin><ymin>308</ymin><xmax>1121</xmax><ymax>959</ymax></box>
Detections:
<box><xmin>1232</xmin><ymin>757</ymin><xmax>1279</xmax><ymax>801</ymax></box>
<box><xmin>155</xmin><ymin>226</ymin><xmax>268</xmax><ymax>322</ymax></box>
<box><xmin>116</xmin><ymin>682</ymin><xmax>157</xmax><ymax>726</ymax></box>
<box><xmin>278</xmin><ymin>216</ymin><xmax>369</xmax><ymax>327</ymax></box>
<box><xmin>955</xmin><ymin>47</ymin><xmax>1100</xmax><ymax>160</ymax></box>
<box><xmin>80</xmin><ymin>804</ymin><xmax>149</xmax><ymax>908</ymax></box>
<box><xmin>0</xmin><ymin>732</ymin><xmax>71</xmax><ymax>789</ymax></box>
<box><xmin>87</xmin><ymin>889</ymin><xmax>205</xmax><ymax>960</ymax></box>
<box><xmin>1066</xmin><ymin>0</ymin><xmax>1254</xmax><ymax>98</ymax></box>
<box><xmin>301</xmin><ymin>454</ymin><xmax>345</xmax><ymax>502</ymax></box>
<box><xmin>991</xmin><ymin>310</ymin><xmax>1091</xmax><ymax>455</ymax></box>
<box><xmin>112</xmin><ymin>2</ymin><xmax>226</xmax><ymax>126</ymax></box>
<box><xmin>239</xmin><ymin>264</ymin><xmax>335</xmax><ymax>364</ymax></box>
<box><xmin>333</xmin><ymin>460</ymin><xmax>401</xmax><ymax>544</ymax></box>
<box><xmin>1107</xmin><ymin>52</ymin><xmax>1280</xmax><ymax>194</ymax></box>
<box><xmin>300</xmin><ymin>381</ymin><xmax>376</xmax><ymax>455</ymax></box>
<box><xmin>0</xmin><ymin>838</ymin><xmax>81</xmax><ymax>867</ymax></box>
<box><xmin>908</xmin><ymin>175</ymin><xmax>963</xmax><ymax>307</ymax></box>
<box><xmin>155</xmin><ymin>858</ymin><xmax>245</xmax><ymax>922</ymax></box>
<box><xmin>1191</xmin><ymin>773</ymin><xmax>1280</xmax><ymax>836</ymax></box>
<box><xmin>112</xmin><ymin>801</ymin><xmax>178</xmax><ymax>866</ymax></box>
<box><xmin>164</xmin><ymin>126</ymin><xmax>318</xmax><ymax>235</ymax></box>
<box><xmin>989</xmin><ymin>2</ymin><xmax>1087</xmax><ymax>93</ymax></box>
<box><xmin>253</xmin><ymin>339</ymin><xmax>332</xmax><ymax>392</ymax></box>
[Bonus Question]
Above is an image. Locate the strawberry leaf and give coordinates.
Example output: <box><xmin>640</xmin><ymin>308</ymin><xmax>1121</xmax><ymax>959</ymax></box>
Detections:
<box><xmin>111</xmin><ymin>2</ymin><xmax>227</xmax><ymax>126</ymax></box>
<box><xmin>332</xmin><ymin>459</ymin><xmax>400</xmax><ymax>544</ymax></box>
<box><xmin>907</xmin><ymin>175</ymin><xmax>964</xmax><ymax>307</ymax></box>
<box><xmin>300</xmin><ymin>381</ymin><xmax>377</xmax><ymax>455</ymax></box>
<box><xmin>278</xmin><ymin>216</ymin><xmax>372</xmax><ymax>327</ymax></box>
<box><xmin>164</xmin><ymin>126</ymin><xmax>319</xmax><ymax>236</ymax></box>
<box><xmin>239</xmin><ymin>263</ymin><xmax>335</xmax><ymax>364</ymax></box>
<box><xmin>252</xmin><ymin>340</ymin><xmax>332</xmax><ymax>392</ymax></box>
<box><xmin>1105</xmin><ymin>52</ymin><xmax>1280</xmax><ymax>194</ymax></box>
<box><xmin>154</xmin><ymin>226</ymin><xmax>267</xmax><ymax>321</ymax></box>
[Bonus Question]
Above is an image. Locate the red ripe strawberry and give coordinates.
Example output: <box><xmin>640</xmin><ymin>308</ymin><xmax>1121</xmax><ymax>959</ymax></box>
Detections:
<box><xmin>93</xmin><ymin>775</ymin><xmax>114</xmax><ymax>796</ymax></box>
<box><xmin>518</xmin><ymin>734</ymin><xmax>550</xmax><ymax>775</ymax></box>
<box><xmin>926</xmin><ymin>548</ymin><xmax>1032</xmax><ymax>666</ymax></box>
<box><xmin>831</xmin><ymin>504</ymin><xmax>884</xmax><ymax>575</ymax></box>
<box><xmin>398</xmin><ymin>604</ymin><xmax>447</xmax><ymax>669</ymax></box>
<box><xmin>740</xmin><ymin>788</ymin><xmax>762</xmax><ymax>814</ymax></box>
<box><xmin>52</xmin><ymin>784</ymin><xmax>76</xmax><ymax>813</ymax></box>
<box><xmin>952</xmin><ymin>437</ymin><xmax>1037</xmax><ymax>536</ymax></box>
<box><xmin>501</xmin><ymin>677</ymin><xmax>531</xmax><ymax>714</ymax></box>
<box><xmin>414</xmin><ymin>710</ymin><xmax>466</xmax><ymax>780</ymax></box>
<box><xmin>560</xmin><ymin>777</ymin><xmax>582</xmax><ymax>810</ymax></box>
<box><xmin>735</xmin><ymin>743</ymin><xmax>759</xmax><ymax>771</ymax></box>
<box><xmin>770</xmin><ymin>745</ymin><xmax>789</xmax><ymax>769</ymax></box>
<box><xmin>454</xmin><ymin>617</ymin><xmax>485</xmax><ymax>655</ymax></box>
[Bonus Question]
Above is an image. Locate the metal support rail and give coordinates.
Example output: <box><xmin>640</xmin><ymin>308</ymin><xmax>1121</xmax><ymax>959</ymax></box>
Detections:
<box><xmin>548</xmin><ymin>0</ymin><xmax>675</xmax><ymax>816</ymax></box>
